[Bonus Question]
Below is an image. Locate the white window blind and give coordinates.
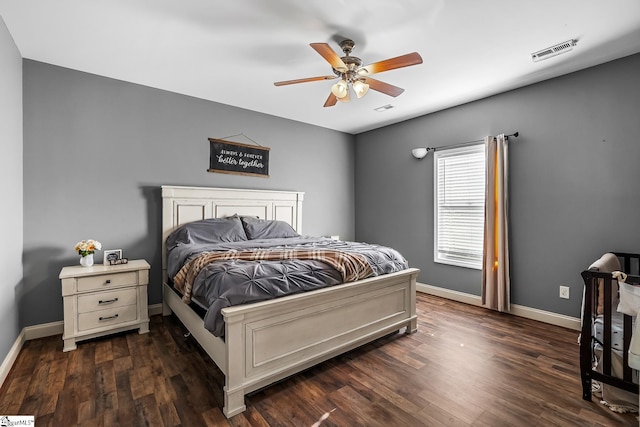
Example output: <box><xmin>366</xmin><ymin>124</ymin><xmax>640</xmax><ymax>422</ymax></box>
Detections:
<box><xmin>434</xmin><ymin>144</ymin><xmax>485</xmax><ymax>269</ymax></box>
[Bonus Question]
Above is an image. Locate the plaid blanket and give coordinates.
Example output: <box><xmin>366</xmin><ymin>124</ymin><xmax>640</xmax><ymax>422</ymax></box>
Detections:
<box><xmin>173</xmin><ymin>248</ymin><xmax>374</xmax><ymax>303</ymax></box>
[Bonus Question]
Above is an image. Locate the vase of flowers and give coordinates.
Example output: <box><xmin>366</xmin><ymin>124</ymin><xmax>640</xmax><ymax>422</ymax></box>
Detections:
<box><xmin>75</xmin><ymin>239</ymin><xmax>102</xmax><ymax>267</ymax></box>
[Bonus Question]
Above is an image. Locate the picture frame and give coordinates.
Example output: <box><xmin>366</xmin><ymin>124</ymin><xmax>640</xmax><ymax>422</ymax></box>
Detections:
<box><xmin>103</xmin><ymin>249</ymin><xmax>122</xmax><ymax>265</ymax></box>
<box><xmin>208</xmin><ymin>138</ymin><xmax>270</xmax><ymax>178</ymax></box>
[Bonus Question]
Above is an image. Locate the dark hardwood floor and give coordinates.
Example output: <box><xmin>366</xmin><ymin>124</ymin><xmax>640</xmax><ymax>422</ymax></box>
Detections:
<box><xmin>0</xmin><ymin>293</ymin><xmax>637</xmax><ymax>426</ymax></box>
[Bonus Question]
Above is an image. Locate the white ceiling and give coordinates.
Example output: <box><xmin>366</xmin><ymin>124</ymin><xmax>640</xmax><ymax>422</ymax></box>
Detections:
<box><xmin>2</xmin><ymin>0</ymin><xmax>640</xmax><ymax>134</ymax></box>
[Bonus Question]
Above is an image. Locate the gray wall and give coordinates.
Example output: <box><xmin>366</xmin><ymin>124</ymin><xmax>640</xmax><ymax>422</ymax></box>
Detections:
<box><xmin>0</xmin><ymin>17</ymin><xmax>23</xmax><ymax>364</ymax></box>
<box><xmin>355</xmin><ymin>53</ymin><xmax>640</xmax><ymax>318</ymax></box>
<box><xmin>21</xmin><ymin>60</ymin><xmax>355</xmax><ymax>327</ymax></box>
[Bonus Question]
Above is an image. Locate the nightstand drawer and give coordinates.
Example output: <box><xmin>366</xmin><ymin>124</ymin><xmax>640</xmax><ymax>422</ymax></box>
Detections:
<box><xmin>77</xmin><ymin>304</ymin><xmax>138</xmax><ymax>331</ymax></box>
<box><xmin>77</xmin><ymin>288</ymin><xmax>137</xmax><ymax>314</ymax></box>
<box><xmin>77</xmin><ymin>271</ymin><xmax>138</xmax><ymax>292</ymax></box>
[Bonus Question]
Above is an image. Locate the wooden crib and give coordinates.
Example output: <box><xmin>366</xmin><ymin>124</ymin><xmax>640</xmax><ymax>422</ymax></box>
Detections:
<box><xmin>580</xmin><ymin>252</ymin><xmax>640</xmax><ymax>404</ymax></box>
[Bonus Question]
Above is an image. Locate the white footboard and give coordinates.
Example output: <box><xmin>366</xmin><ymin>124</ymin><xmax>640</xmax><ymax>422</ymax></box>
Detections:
<box><xmin>221</xmin><ymin>268</ymin><xmax>418</xmax><ymax>417</ymax></box>
<box><xmin>163</xmin><ymin>268</ymin><xmax>418</xmax><ymax>417</ymax></box>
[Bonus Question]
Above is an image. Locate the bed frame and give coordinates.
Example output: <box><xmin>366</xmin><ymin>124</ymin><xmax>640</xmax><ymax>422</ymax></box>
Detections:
<box><xmin>161</xmin><ymin>185</ymin><xmax>419</xmax><ymax>417</ymax></box>
<box><xmin>580</xmin><ymin>252</ymin><xmax>640</xmax><ymax>402</ymax></box>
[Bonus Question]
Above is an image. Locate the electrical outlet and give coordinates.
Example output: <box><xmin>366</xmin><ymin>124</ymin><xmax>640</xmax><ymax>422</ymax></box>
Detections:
<box><xmin>559</xmin><ymin>286</ymin><xmax>570</xmax><ymax>299</ymax></box>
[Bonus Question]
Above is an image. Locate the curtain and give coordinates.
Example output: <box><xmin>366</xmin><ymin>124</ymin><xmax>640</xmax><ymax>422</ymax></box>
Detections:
<box><xmin>482</xmin><ymin>134</ymin><xmax>510</xmax><ymax>311</ymax></box>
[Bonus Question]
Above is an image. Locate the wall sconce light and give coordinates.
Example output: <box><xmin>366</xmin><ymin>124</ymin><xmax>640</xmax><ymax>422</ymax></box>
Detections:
<box><xmin>411</xmin><ymin>147</ymin><xmax>433</xmax><ymax>160</ymax></box>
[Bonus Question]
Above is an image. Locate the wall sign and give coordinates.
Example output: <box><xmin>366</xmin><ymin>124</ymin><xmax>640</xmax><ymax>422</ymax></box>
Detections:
<box><xmin>208</xmin><ymin>138</ymin><xmax>270</xmax><ymax>178</ymax></box>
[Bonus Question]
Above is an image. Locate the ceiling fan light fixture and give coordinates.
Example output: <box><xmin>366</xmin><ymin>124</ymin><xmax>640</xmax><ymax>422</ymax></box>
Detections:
<box><xmin>352</xmin><ymin>80</ymin><xmax>369</xmax><ymax>98</ymax></box>
<box><xmin>274</xmin><ymin>39</ymin><xmax>423</xmax><ymax>107</ymax></box>
<box><xmin>337</xmin><ymin>89</ymin><xmax>351</xmax><ymax>103</ymax></box>
<box><xmin>331</xmin><ymin>80</ymin><xmax>349</xmax><ymax>98</ymax></box>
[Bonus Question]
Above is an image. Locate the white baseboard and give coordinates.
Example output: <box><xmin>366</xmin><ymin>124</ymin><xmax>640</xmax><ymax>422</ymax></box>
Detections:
<box><xmin>24</xmin><ymin>321</ymin><xmax>64</xmax><ymax>340</ymax></box>
<box><xmin>417</xmin><ymin>282</ymin><xmax>581</xmax><ymax>331</ymax></box>
<box><xmin>0</xmin><ymin>329</ymin><xmax>25</xmax><ymax>390</ymax></box>
<box><xmin>149</xmin><ymin>303</ymin><xmax>163</xmax><ymax>316</ymax></box>
<box><xmin>417</xmin><ymin>283</ymin><xmax>481</xmax><ymax>306</ymax></box>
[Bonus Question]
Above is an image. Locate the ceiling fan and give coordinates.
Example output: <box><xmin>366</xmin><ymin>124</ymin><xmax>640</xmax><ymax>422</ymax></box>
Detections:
<box><xmin>274</xmin><ymin>39</ymin><xmax>423</xmax><ymax>107</ymax></box>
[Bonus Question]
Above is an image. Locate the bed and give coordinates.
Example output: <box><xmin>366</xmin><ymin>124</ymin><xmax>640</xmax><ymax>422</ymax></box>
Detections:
<box><xmin>580</xmin><ymin>252</ymin><xmax>640</xmax><ymax>411</ymax></box>
<box><xmin>161</xmin><ymin>185</ymin><xmax>419</xmax><ymax>417</ymax></box>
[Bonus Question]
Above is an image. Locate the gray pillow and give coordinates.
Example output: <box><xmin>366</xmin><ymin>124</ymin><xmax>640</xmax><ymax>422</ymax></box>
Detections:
<box><xmin>167</xmin><ymin>216</ymin><xmax>247</xmax><ymax>249</ymax></box>
<box><xmin>241</xmin><ymin>216</ymin><xmax>299</xmax><ymax>240</ymax></box>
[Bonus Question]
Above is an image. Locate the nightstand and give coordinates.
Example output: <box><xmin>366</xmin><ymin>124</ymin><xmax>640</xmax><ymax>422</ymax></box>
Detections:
<box><xmin>59</xmin><ymin>259</ymin><xmax>151</xmax><ymax>351</ymax></box>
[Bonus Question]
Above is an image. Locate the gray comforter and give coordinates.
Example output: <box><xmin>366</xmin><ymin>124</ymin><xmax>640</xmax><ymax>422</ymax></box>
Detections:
<box><xmin>167</xmin><ymin>237</ymin><xmax>408</xmax><ymax>337</ymax></box>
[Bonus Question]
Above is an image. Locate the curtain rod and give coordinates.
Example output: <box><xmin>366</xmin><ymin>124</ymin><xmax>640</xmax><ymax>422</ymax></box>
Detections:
<box><xmin>411</xmin><ymin>132</ymin><xmax>519</xmax><ymax>159</ymax></box>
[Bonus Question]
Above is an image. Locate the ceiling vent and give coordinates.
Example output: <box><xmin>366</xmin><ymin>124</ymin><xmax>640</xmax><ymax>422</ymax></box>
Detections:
<box><xmin>531</xmin><ymin>39</ymin><xmax>577</xmax><ymax>62</ymax></box>
<box><xmin>374</xmin><ymin>104</ymin><xmax>394</xmax><ymax>112</ymax></box>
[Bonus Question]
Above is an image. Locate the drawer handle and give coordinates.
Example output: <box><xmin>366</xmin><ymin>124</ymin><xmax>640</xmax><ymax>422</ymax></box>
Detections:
<box><xmin>99</xmin><ymin>314</ymin><xmax>119</xmax><ymax>321</ymax></box>
<box><xmin>98</xmin><ymin>297</ymin><xmax>119</xmax><ymax>305</ymax></box>
<box><xmin>105</xmin><ymin>279</ymin><xmax>111</xmax><ymax>284</ymax></box>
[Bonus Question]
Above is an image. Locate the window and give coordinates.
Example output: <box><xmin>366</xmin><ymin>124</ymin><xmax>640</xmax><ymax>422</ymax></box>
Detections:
<box><xmin>434</xmin><ymin>144</ymin><xmax>485</xmax><ymax>269</ymax></box>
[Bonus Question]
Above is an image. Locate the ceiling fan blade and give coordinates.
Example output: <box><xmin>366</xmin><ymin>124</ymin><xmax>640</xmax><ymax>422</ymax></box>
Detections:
<box><xmin>362</xmin><ymin>77</ymin><xmax>405</xmax><ymax>97</ymax></box>
<box><xmin>358</xmin><ymin>52</ymin><xmax>423</xmax><ymax>76</ymax></box>
<box><xmin>310</xmin><ymin>43</ymin><xmax>348</xmax><ymax>73</ymax></box>
<box><xmin>274</xmin><ymin>75</ymin><xmax>337</xmax><ymax>86</ymax></box>
<box><xmin>323</xmin><ymin>92</ymin><xmax>338</xmax><ymax>107</ymax></box>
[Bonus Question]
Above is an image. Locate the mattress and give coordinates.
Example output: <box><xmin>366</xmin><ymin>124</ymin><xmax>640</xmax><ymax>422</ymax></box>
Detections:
<box><xmin>593</xmin><ymin>313</ymin><xmax>626</xmax><ymax>353</ymax></box>
<box><xmin>168</xmin><ymin>236</ymin><xmax>409</xmax><ymax>337</ymax></box>
<box><xmin>592</xmin><ymin>312</ymin><xmax>639</xmax><ymax>411</ymax></box>
<box><xmin>593</xmin><ymin>313</ymin><xmax>636</xmax><ymax>380</ymax></box>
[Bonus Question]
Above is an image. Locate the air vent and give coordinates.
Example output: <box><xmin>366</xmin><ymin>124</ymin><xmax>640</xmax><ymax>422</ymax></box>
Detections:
<box><xmin>531</xmin><ymin>39</ymin><xmax>577</xmax><ymax>62</ymax></box>
<box><xmin>374</xmin><ymin>104</ymin><xmax>394</xmax><ymax>112</ymax></box>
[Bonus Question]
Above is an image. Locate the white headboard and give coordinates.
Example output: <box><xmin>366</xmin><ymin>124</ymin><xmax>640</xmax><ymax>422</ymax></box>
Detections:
<box><xmin>161</xmin><ymin>185</ymin><xmax>305</xmax><ymax>278</ymax></box>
